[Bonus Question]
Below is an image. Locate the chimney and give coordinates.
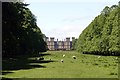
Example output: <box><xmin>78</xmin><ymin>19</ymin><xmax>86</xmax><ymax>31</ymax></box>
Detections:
<box><xmin>50</xmin><ymin>37</ymin><xmax>54</xmax><ymax>42</ymax></box>
<box><xmin>66</xmin><ymin>37</ymin><xmax>70</xmax><ymax>42</ymax></box>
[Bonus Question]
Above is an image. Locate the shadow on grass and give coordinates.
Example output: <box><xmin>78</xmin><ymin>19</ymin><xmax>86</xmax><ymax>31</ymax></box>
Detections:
<box><xmin>29</xmin><ymin>53</ymin><xmax>51</xmax><ymax>57</ymax></box>
<box><xmin>40</xmin><ymin>53</ymin><xmax>51</xmax><ymax>56</ymax></box>
<box><xmin>2</xmin><ymin>53</ymin><xmax>55</xmax><ymax>75</ymax></box>
<box><xmin>2</xmin><ymin>71</ymin><xmax>14</xmax><ymax>75</ymax></box>
<box><xmin>29</xmin><ymin>60</ymin><xmax>56</xmax><ymax>63</ymax></box>
<box><xmin>1</xmin><ymin>77</ymin><xmax>13</xmax><ymax>80</ymax></box>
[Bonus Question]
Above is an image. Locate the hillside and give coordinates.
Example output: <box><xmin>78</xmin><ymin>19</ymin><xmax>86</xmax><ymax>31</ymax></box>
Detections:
<box><xmin>76</xmin><ymin>3</ymin><xmax>120</xmax><ymax>56</ymax></box>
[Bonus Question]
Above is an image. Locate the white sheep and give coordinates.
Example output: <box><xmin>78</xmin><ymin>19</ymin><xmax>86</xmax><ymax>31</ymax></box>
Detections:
<box><xmin>36</xmin><ymin>57</ymin><xmax>44</xmax><ymax>60</ymax></box>
<box><xmin>98</xmin><ymin>56</ymin><xmax>101</xmax><ymax>58</ymax></box>
<box><xmin>40</xmin><ymin>57</ymin><xmax>44</xmax><ymax>60</ymax></box>
<box><xmin>36</xmin><ymin>57</ymin><xmax>40</xmax><ymax>60</ymax></box>
<box><xmin>115</xmin><ymin>57</ymin><xmax>118</xmax><ymax>60</ymax></box>
<box><xmin>72</xmin><ymin>56</ymin><xmax>76</xmax><ymax>59</ymax></box>
<box><xmin>61</xmin><ymin>59</ymin><xmax>64</xmax><ymax>63</ymax></box>
<box><xmin>63</xmin><ymin>54</ymin><xmax>65</xmax><ymax>57</ymax></box>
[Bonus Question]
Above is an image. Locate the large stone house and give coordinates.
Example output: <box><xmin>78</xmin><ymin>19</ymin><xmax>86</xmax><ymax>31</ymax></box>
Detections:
<box><xmin>45</xmin><ymin>37</ymin><xmax>75</xmax><ymax>50</ymax></box>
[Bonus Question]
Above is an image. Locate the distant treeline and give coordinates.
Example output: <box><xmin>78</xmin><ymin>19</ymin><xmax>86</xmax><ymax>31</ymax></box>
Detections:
<box><xmin>2</xmin><ymin>2</ymin><xmax>47</xmax><ymax>58</ymax></box>
<box><xmin>76</xmin><ymin>2</ymin><xmax>120</xmax><ymax>56</ymax></box>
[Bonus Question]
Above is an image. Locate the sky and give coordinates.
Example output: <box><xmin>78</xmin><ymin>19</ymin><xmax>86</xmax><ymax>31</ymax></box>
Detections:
<box><xmin>23</xmin><ymin>0</ymin><xmax>119</xmax><ymax>40</ymax></box>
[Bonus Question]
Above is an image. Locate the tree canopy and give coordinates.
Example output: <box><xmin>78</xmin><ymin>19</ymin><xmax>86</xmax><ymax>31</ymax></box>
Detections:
<box><xmin>2</xmin><ymin>2</ymin><xmax>47</xmax><ymax>58</ymax></box>
<box><xmin>76</xmin><ymin>3</ymin><xmax>120</xmax><ymax>56</ymax></box>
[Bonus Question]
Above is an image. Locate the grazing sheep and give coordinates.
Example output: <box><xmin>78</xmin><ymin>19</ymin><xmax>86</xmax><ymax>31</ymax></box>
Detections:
<box><xmin>98</xmin><ymin>56</ymin><xmax>101</xmax><ymax>58</ymax></box>
<box><xmin>63</xmin><ymin>54</ymin><xmax>65</xmax><ymax>57</ymax></box>
<box><xmin>40</xmin><ymin>57</ymin><xmax>44</xmax><ymax>60</ymax></box>
<box><xmin>72</xmin><ymin>56</ymin><xmax>76</xmax><ymax>59</ymax></box>
<box><xmin>61</xmin><ymin>59</ymin><xmax>64</xmax><ymax>63</ymax></box>
<box><xmin>36</xmin><ymin>57</ymin><xmax>44</xmax><ymax>60</ymax></box>
<box><xmin>36</xmin><ymin>57</ymin><xmax>40</xmax><ymax>60</ymax></box>
<box><xmin>115</xmin><ymin>57</ymin><xmax>118</xmax><ymax>60</ymax></box>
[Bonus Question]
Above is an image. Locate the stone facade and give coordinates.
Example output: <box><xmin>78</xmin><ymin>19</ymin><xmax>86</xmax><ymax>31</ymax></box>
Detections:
<box><xmin>46</xmin><ymin>37</ymin><xmax>75</xmax><ymax>50</ymax></box>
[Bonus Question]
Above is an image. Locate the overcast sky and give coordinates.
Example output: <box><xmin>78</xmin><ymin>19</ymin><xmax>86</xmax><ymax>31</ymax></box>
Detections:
<box><xmin>23</xmin><ymin>0</ymin><xmax>119</xmax><ymax>40</ymax></box>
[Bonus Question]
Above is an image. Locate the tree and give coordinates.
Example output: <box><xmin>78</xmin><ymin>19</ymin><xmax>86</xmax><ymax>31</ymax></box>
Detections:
<box><xmin>72</xmin><ymin>38</ymin><xmax>78</xmax><ymax>50</ymax></box>
<box><xmin>76</xmin><ymin>2</ymin><xmax>120</xmax><ymax>56</ymax></box>
<box><xmin>2</xmin><ymin>2</ymin><xmax>47</xmax><ymax>57</ymax></box>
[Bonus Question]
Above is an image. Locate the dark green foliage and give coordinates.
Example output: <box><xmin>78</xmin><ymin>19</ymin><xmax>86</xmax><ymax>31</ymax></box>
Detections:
<box><xmin>2</xmin><ymin>2</ymin><xmax>47</xmax><ymax>58</ymax></box>
<box><xmin>72</xmin><ymin>38</ymin><xmax>78</xmax><ymax>50</ymax></box>
<box><xmin>76</xmin><ymin>3</ymin><xmax>120</xmax><ymax>56</ymax></box>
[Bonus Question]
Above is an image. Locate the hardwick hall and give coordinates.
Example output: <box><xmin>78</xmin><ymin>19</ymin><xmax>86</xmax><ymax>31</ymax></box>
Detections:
<box><xmin>45</xmin><ymin>37</ymin><xmax>75</xmax><ymax>50</ymax></box>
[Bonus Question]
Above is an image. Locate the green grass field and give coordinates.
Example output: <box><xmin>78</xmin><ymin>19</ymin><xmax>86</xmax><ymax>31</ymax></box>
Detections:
<box><xmin>2</xmin><ymin>51</ymin><xmax>118</xmax><ymax>78</ymax></box>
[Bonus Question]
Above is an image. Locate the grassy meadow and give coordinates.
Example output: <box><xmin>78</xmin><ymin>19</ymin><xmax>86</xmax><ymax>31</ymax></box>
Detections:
<box><xmin>2</xmin><ymin>51</ymin><xmax>118</xmax><ymax>78</ymax></box>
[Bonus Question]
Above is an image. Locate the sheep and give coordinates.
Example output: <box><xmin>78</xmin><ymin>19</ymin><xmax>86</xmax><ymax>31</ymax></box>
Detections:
<box><xmin>72</xmin><ymin>56</ymin><xmax>76</xmax><ymax>59</ymax></box>
<box><xmin>39</xmin><ymin>57</ymin><xmax>44</xmax><ymax>60</ymax></box>
<box><xmin>98</xmin><ymin>56</ymin><xmax>101</xmax><ymax>58</ymax></box>
<box><xmin>63</xmin><ymin>54</ymin><xmax>65</xmax><ymax>57</ymax></box>
<box><xmin>115</xmin><ymin>57</ymin><xmax>118</xmax><ymax>60</ymax></box>
<box><xmin>61</xmin><ymin>59</ymin><xmax>64</xmax><ymax>63</ymax></box>
<box><xmin>36</xmin><ymin>57</ymin><xmax>40</xmax><ymax>60</ymax></box>
<box><xmin>36</xmin><ymin>57</ymin><xmax>44</xmax><ymax>61</ymax></box>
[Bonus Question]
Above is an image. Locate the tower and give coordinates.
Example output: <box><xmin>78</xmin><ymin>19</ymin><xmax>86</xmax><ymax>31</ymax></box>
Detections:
<box><xmin>66</xmin><ymin>37</ymin><xmax>70</xmax><ymax>50</ymax></box>
<box><xmin>50</xmin><ymin>37</ymin><xmax>55</xmax><ymax>50</ymax></box>
<box><xmin>71</xmin><ymin>37</ymin><xmax>75</xmax><ymax>49</ymax></box>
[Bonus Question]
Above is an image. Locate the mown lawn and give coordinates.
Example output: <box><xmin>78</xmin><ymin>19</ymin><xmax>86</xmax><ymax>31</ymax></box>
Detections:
<box><xmin>2</xmin><ymin>51</ymin><xmax>118</xmax><ymax>78</ymax></box>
